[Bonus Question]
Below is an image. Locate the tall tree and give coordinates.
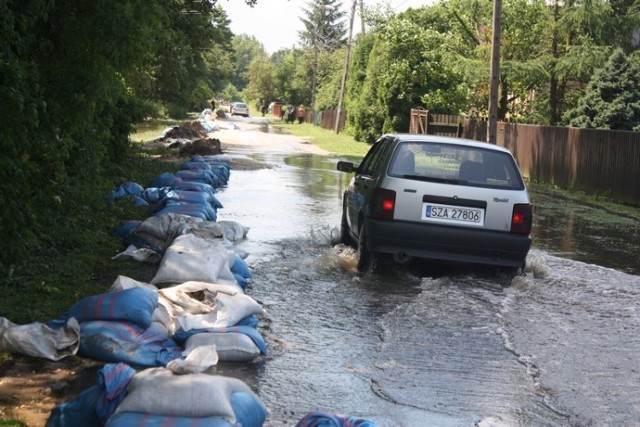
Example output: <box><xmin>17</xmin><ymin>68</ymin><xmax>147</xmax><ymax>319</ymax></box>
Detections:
<box><xmin>299</xmin><ymin>0</ymin><xmax>348</xmax><ymax>107</ymax></box>
<box><xmin>299</xmin><ymin>0</ymin><xmax>348</xmax><ymax>50</ymax></box>
<box><xmin>231</xmin><ymin>34</ymin><xmax>268</xmax><ymax>91</ymax></box>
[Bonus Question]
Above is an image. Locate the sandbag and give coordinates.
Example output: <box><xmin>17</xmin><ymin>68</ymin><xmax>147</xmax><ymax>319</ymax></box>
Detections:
<box><xmin>152</xmin><ymin>201</ymin><xmax>217</xmax><ymax>221</ymax></box>
<box><xmin>0</xmin><ymin>317</ymin><xmax>80</xmax><ymax>361</ymax></box>
<box><xmin>150</xmin><ymin>234</ymin><xmax>229</xmax><ymax>286</ymax></box>
<box><xmin>106</xmin><ymin>412</ymin><xmax>233</xmax><ymax>427</ymax></box>
<box><xmin>173</xmin><ymin>325</ymin><xmax>267</xmax><ymax>356</ymax></box>
<box><xmin>79</xmin><ymin>321</ymin><xmax>182</xmax><ymax>367</ymax></box>
<box><xmin>217</xmin><ymin>221</ymin><xmax>249</xmax><ymax>242</ymax></box>
<box><xmin>148</xmin><ymin>172</ymin><xmax>177</xmax><ymax>188</ymax></box>
<box><xmin>62</xmin><ymin>287</ymin><xmax>158</xmax><ymax>329</ymax></box>
<box><xmin>171</xmin><ymin>180</ymin><xmax>217</xmax><ymax>197</ymax></box>
<box><xmin>114</xmin><ymin>368</ymin><xmax>266</xmax><ymax>422</ymax></box>
<box><xmin>295</xmin><ymin>411</ymin><xmax>379</xmax><ymax>427</ymax></box>
<box><xmin>46</xmin><ymin>363</ymin><xmax>136</xmax><ymax>427</ymax></box>
<box><xmin>184</xmin><ymin>331</ymin><xmax>262</xmax><ymax>362</ymax></box>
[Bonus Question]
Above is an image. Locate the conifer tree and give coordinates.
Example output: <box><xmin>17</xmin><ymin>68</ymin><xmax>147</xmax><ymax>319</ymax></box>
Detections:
<box><xmin>565</xmin><ymin>48</ymin><xmax>640</xmax><ymax>131</ymax></box>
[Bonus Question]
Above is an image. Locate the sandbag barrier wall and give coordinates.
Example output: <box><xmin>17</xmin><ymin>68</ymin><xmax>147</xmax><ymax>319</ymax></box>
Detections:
<box><xmin>44</xmin><ymin>154</ymin><xmax>271</xmax><ymax>426</ymax></box>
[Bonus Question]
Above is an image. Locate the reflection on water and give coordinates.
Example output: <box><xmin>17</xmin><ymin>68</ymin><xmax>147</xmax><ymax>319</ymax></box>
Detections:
<box><xmin>529</xmin><ymin>183</ymin><xmax>640</xmax><ymax>275</ymax></box>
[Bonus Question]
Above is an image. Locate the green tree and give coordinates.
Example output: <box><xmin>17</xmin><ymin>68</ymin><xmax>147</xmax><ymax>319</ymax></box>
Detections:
<box><xmin>564</xmin><ymin>48</ymin><xmax>640</xmax><ymax>130</ymax></box>
<box><xmin>345</xmin><ymin>10</ymin><xmax>469</xmax><ymax>143</ymax></box>
<box><xmin>300</xmin><ymin>0</ymin><xmax>348</xmax><ymax>50</ymax></box>
<box><xmin>0</xmin><ymin>0</ymin><xmax>238</xmax><ymax>272</ymax></box>
<box><xmin>299</xmin><ymin>0</ymin><xmax>348</xmax><ymax>107</ymax></box>
<box><xmin>231</xmin><ymin>34</ymin><xmax>268</xmax><ymax>92</ymax></box>
<box><xmin>243</xmin><ymin>57</ymin><xmax>277</xmax><ymax>107</ymax></box>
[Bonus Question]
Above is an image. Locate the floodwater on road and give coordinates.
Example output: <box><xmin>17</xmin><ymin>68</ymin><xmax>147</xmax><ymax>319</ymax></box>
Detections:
<box><xmin>212</xmin><ymin>130</ymin><xmax>640</xmax><ymax>427</ymax></box>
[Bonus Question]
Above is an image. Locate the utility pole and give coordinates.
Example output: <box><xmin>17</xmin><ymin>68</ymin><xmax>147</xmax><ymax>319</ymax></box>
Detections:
<box><xmin>487</xmin><ymin>0</ymin><xmax>501</xmax><ymax>144</ymax></box>
<box><xmin>335</xmin><ymin>0</ymin><xmax>358</xmax><ymax>134</ymax></box>
<box><xmin>360</xmin><ymin>0</ymin><xmax>366</xmax><ymax>35</ymax></box>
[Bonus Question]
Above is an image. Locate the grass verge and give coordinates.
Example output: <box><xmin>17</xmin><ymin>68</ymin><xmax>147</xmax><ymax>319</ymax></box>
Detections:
<box><xmin>266</xmin><ymin>115</ymin><xmax>370</xmax><ymax>157</ymax></box>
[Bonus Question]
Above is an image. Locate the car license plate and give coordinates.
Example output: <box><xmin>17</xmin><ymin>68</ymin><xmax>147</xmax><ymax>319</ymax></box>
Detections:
<box><xmin>422</xmin><ymin>203</ymin><xmax>484</xmax><ymax>226</ymax></box>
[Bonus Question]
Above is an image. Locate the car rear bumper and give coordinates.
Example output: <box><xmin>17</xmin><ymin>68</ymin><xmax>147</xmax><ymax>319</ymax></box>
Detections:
<box><xmin>365</xmin><ymin>218</ymin><xmax>531</xmax><ymax>268</ymax></box>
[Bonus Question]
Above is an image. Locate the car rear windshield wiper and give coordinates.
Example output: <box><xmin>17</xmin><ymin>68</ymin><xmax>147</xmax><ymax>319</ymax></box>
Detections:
<box><xmin>401</xmin><ymin>174</ymin><xmax>466</xmax><ymax>185</ymax></box>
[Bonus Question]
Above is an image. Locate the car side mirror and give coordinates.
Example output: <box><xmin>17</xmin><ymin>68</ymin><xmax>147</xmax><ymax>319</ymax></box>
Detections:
<box><xmin>337</xmin><ymin>161</ymin><xmax>355</xmax><ymax>173</ymax></box>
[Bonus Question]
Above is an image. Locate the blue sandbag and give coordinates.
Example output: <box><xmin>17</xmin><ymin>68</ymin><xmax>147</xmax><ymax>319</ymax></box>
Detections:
<box><xmin>233</xmin><ymin>273</ymin><xmax>248</xmax><ymax>291</ymax></box>
<box><xmin>231</xmin><ymin>255</ymin><xmax>252</xmax><ymax>279</ymax></box>
<box><xmin>164</xmin><ymin>190</ymin><xmax>223</xmax><ymax>210</ymax></box>
<box><xmin>171</xmin><ymin>180</ymin><xmax>217</xmax><ymax>197</ymax></box>
<box><xmin>176</xmin><ymin>169</ymin><xmax>216</xmax><ymax>186</ymax></box>
<box><xmin>295</xmin><ymin>412</ymin><xmax>379</xmax><ymax>427</ymax></box>
<box><xmin>79</xmin><ymin>321</ymin><xmax>183</xmax><ymax>368</ymax></box>
<box><xmin>96</xmin><ymin>363</ymin><xmax>138</xmax><ymax>418</ymax></box>
<box><xmin>111</xmin><ymin>182</ymin><xmax>144</xmax><ymax>200</ymax></box>
<box><xmin>173</xmin><ymin>325</ymin><xmax>267</xmax><ymax>355</ymax></box>
<box><xmin>113</xmin><ymin>220</ymin><xmax>150</xmax><ymax>248</ymax></box>
<box><xmin>181</xmin><ymin>161</ymin><xmax>213</xmax><ymax>171</ymax></box>
<box><xmin>106</xmin><ymin>413</ymin><xmax>233</xmax><ymax>427</ymax></box>
<box><xmin>142</xmin><ymin>187</ymin><xmax>171</xmax><ymax>203</ymax></box>
<box><xmin>151</xmin><ymin>201</ymin><xmax>217</xmax><ymax>221</ymax></box>
<box><xmin>148</xmin><ymin>172</ymin><xmax>177</xmax><ymax>188</ymax></box>
<box><xmin>62</xmin><ymin>287</ymin><xmax>158</xmax><ymax>329</ymax></box>
<box><xmin>46</xmin><ymin>363</ymin><xmax>136</xmax><ymax>427</ymax></box>
<box><xmin>46</xmin><ymin>384</ymin><xmax>102</xmax><ymax>427</ymax></box>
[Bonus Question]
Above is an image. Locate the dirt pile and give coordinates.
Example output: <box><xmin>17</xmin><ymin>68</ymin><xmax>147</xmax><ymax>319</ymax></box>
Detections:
<box><xmin>164</xmin><ymin>121</ymin><xmax>208</xmax><ymax>139</ymax></box>
<box><xmin>179</xmin><ymin>137</ymin><xmax>222</xmax><ymax>156</ymax></box>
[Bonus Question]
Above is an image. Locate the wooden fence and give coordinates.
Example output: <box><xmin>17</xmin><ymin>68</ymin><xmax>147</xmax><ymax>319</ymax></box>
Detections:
<box><xmin>313</xmin><ymin>108</ymin><xmax>346</xmax><ymax>132</ymax></box>
<box><xmin>407</xmin><ymin>109</ymin><xmax>640</xmax><ymax>206</ymax></box>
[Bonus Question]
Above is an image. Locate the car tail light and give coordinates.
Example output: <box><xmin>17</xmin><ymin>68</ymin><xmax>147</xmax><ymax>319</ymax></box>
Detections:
<box><xmin>511</xmin><ymin>203</ymin><xmax>532</xmax><ymax>235</ymax></box>
<box><xmin>370</xmin><ymin>188</ymin><xmax>396</xmax><ymax>220</ymax></box>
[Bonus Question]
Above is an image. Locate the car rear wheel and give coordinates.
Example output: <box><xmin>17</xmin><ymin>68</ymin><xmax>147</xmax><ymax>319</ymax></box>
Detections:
<box><xmin>356</xmin><ymin>225</ymin><xmax>378</xmax><ymax>276</ymax></box>
<box><xmin>339</xmin><ymin>207</ymin><xmax>355</xmax><ymax>248</ymax></box>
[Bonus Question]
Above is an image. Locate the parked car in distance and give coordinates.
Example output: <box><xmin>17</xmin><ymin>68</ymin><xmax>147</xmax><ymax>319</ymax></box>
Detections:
<box><xmin>230</xmin><ymin>102</ymin><xmax>249</xmax><ymax>117</ymax></box>
<box><xmin>336</xmin><ymin>134</ymin><xmax>532</xmax><ymax>276</ymax></box>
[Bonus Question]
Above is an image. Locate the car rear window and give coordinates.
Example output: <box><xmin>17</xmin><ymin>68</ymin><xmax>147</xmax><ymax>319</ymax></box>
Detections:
<box><xmin>388</xmin><ymin>141</ymin><xmax>525</xmax><ymax>190</ymax></box>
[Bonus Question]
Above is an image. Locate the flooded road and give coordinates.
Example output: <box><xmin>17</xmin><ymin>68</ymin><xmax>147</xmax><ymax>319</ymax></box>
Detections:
<box><xmin>212</xmin><ymin>124</ymin><xmax>640</xmax><ymax>426</ymax></box>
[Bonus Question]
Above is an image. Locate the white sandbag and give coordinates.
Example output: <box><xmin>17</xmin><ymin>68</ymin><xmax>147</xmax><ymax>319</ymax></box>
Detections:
<box><xmin>136</xmin><ymin>212</ymin><xmax>203</xmax><ymax>240</ymax></box>
<box><xmin>185</xmin><ymin>332</ymin><xmax>261</xmax><ymax>362</ymax></box>
<box><xmin>166</xmin><ymin>344</ymin><xmax>219</xmax><ymax>374</ymax></box>
<box><xmin>114</xmin><ymin>368</ymin><xmax>255</xmax><ymax>420</ymax></box>
<box><xmin>158</xmin><ymin>281</ymin><xmax>263</xmax><ymax>332</ymax></box>
<box><xmin>217</xmin><ymin>220</ymin><xmax>249</xmax><ymax>242</ymax></box>
<box><xmin>0</xmin><ymin>317</ymin><xmax>80</xmax><ymax>361</ymax></box>
<box><xmin>186</xmin><ymin>221</ymin><xmax>225</xmax><ymax>241</ymax></box>
<box><xmin>151</xmin><ymin>234</ymin><xmax>229</xmax><ymax>286</ymax></box>
<box><xmin>111</xmin><ymin>275</ymin><xmax>157</xmax><ymax>292</ymax></box>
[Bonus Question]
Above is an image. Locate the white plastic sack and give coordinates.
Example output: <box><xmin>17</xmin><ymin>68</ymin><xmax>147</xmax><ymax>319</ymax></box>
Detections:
<box><xmin>0</xmin><ymin>317</ymin><xmax>80</xmax><ymax>361</ymax></box>
<box><xmin>166</xmin><ymin>344</ymin><xmax>218</xmax><ymax>374</ymax></box>
<box><xmin>114</xmin><ymin>368</ymin><xmax>256</xmax><ymax>420</ymax></box>
<box><xmin>157</xmin><ymin>281</ymin><xmax>263</xmax><ymax>332</ymax></box>
<box><xmin>151</xmin><ymin>234</ymin><xmax>229</xmax><ymax>287</ymax></box>
<box><xmin>110</xmin><ymin>275</ymin><xmax>157</xmax><ymax>292</ymax></box>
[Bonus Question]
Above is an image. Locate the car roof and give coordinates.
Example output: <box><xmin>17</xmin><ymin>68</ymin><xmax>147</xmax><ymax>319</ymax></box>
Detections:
<box><xmin>382</xmin><ymin>133</ymin><xmax>512</xmax><ymax>154</ymax></box>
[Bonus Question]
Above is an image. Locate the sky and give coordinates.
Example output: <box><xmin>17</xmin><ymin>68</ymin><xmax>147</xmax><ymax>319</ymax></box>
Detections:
<box><xmin>220</xmin><ymin>0</ymin><xmax>436</xmax><ymax>54</ymax></box>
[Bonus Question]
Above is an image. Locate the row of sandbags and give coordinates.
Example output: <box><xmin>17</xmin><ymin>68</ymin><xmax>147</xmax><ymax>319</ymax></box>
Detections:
<box><xmin>46</xmin><ymin>155</ymin><xmax>271</xmax><ymax>426</ymax></box>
